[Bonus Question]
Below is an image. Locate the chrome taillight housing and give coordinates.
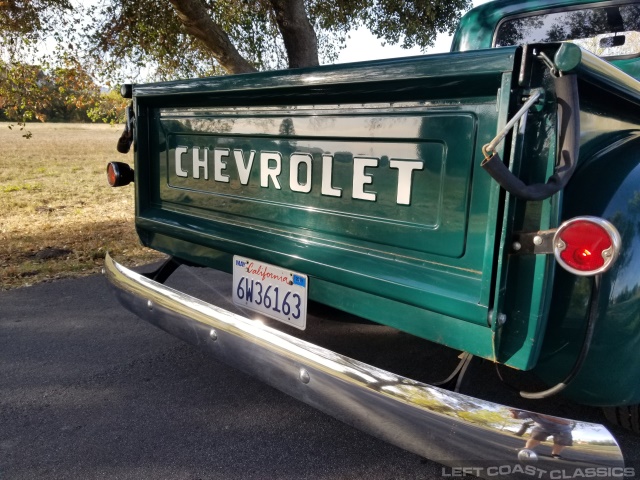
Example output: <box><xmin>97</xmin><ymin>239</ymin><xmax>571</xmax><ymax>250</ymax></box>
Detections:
<box><xmin>553</xmin><ymin>216</ymin><xmax>621</xmax><ymax>276</ymax></box>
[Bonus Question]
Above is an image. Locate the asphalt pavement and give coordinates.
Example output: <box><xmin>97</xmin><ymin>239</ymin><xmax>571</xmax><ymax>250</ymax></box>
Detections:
<box><xmin>1</xmin><ymin>265</ymin><xmax>639</xmax><ymax>479</ymax></box>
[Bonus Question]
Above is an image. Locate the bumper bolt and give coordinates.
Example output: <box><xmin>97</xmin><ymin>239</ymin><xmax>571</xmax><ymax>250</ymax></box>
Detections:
<box><xmin>299</xmin><ymin>368</ymin><xmax>310</xmax><ymax>384</ymax></box>
<box><xmin>210</xmin><ymin>329</ymin><xmax>218</xmax><ymax>341</ymax></box>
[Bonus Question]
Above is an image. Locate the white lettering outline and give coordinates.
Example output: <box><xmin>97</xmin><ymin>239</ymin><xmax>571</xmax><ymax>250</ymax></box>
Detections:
<box><xmin>214</xmin><ymin>148</ymin><xmax>230</xmax><ymax>183</ymax></box>
<box><xmin>390</xmin><ymin>159</ymin><xmax>424</xmax><ymax>205</ymax></box>
<box><xmin>175</xmin><ymin>146</ymin><xmax>188</xmax><ymax>178</ymax></box>
<box><xmin>290</xmin><ymin>153</ymin><xmax>312</xmax><ymax>193</ymax></box>
<box><xmin>234</xmin><ymin>149</ymin><xmax>255</xmax><ymax>185</ymax></box>
<box><xmin>260</xmin><ymin>151</ymin><xmax>282</xmax><ymax>189</ymax></box>
<box><xmin>321</xmin><ymin>154</ymin><xmax>342</xmax><ymax>197</ymax></box>
<box><xmin>352</xmin><ymin>157</ymin><xmax>378</xmax><ymax>202</ymax></box>
<box><xmin>192</xmin><ymin>146</ymin><xmax>208</xmax><ymax>180</ymax></box>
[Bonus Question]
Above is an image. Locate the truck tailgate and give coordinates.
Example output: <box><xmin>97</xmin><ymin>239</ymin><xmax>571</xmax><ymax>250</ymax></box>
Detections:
<box><xmin>132</xmin><ymin>48</ymin><xmax>520</xmax><ymax>361</ymax></box>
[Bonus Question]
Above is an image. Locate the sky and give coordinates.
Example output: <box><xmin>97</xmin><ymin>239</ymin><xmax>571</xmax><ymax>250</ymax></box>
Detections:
<box><xmin>337</xmin><ymin>0</ymin><xmax>490</xmax><ymax>63</ymax></box>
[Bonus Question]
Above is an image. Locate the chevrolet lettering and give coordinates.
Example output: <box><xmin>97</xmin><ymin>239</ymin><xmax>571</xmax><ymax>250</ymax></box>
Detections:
<box><xmin>173</xmin><ymin>146</ymin><xmax>424</xmax><ymax>205</ymax></box>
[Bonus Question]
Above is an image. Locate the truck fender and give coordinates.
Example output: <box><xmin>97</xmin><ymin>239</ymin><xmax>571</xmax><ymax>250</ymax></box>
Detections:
<box><xmin>535</xmin><ymin>132</ymin><xmax>640</xmax><ymax>406</ymax></box>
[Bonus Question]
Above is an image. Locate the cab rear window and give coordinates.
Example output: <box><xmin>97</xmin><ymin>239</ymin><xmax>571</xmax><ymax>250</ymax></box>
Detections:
<box><xmin>494</xmin><ymin>4</ymin><xmax>640</xmax><ymax>58</ymax></box>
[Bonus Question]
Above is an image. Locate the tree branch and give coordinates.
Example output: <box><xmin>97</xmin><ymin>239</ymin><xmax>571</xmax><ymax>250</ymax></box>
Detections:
<box><xmin>269</xmin><ymin>0</ymin><xmax>319</xmax><ymax>68</ymax></box>
<box><xmin>167</xmin><ymin>0</ymin><xmax>257</xmax><ymax>74</ymax></box>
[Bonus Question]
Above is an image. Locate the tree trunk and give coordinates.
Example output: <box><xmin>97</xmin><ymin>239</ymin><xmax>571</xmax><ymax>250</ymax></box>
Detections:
<box><xmin>168</xmin><ymin>0</ymin><xmax>257</xmax><ymax>74</ymax></box>
<box><xmin>269</xmin><ymin>0</ymin><xmax>319</xmax><ymax>68</ymax></box>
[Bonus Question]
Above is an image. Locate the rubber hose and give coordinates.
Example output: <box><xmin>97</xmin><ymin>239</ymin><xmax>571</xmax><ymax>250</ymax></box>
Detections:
<box><xmin>520</xmin><ymin>275</ymin><xmax>601</xmax><ymax>399</ymax></box>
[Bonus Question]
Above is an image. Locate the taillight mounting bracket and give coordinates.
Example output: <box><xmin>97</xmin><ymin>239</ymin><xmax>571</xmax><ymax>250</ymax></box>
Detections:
<box><xmin>510</xmin><ymin>216</ymin><xmax>621</xmax><ymax>276</ymax></box>
<box><xmin>510</xmin><ymin>229</ymin><xmax>556</xmax><ymax>255</ymax></box>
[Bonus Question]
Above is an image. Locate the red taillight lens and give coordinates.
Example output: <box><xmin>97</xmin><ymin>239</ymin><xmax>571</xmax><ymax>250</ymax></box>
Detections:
<box><xmin>553</xmin><ymin>217</ymin><xmax>621</xmax><ymax>276</ymax></box>
<box><xmin>106</xmin><ymin>162</ymin><xmax>134</xmax><ymax>187</ymax></box>
<box><xmin>107</xmin><ymin>163</ymin><xmax>118</xmax><ymax>186</ymax></box>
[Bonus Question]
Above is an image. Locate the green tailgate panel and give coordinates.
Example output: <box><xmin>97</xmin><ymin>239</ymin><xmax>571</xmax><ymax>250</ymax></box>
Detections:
<box><xmin>161</xmin><ymin>113</ymin><xmax>473</xmax><ymax>257</ymax></box>
<box><xmin>134</xmin><ymin>48</ymin><xmax>521</xmax><ymax>363</ymax></box>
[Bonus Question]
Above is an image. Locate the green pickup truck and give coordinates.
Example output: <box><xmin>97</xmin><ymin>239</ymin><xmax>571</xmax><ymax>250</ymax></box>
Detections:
<box><xmin>105</xmin><ymin>0</ymin><xmax>640</xmax><ymax>476</ymax></box>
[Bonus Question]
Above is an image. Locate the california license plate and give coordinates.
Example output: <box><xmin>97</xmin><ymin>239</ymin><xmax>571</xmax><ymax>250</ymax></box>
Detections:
<box><xmin>232</xmin><ymin>256</ymin><xmax>308</xmax><ymax>330</ymax></box>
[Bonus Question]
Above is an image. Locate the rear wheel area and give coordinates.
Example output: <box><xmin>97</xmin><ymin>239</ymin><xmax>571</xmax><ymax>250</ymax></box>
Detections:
<box><xmin>603</xmin><ymin>405</ymin><xmax>640</xmax><ymax>434</ymax></box>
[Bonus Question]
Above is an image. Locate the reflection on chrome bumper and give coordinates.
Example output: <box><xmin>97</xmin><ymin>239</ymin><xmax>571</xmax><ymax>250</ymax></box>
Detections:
<box><xmin>104</xmin><ymin>254</ymin><xmax>625</xmax><ymax>479</ymax></box>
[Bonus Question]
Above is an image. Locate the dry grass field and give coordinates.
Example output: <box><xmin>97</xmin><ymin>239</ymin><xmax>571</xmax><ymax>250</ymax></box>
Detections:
<box><xmin>0</xmin><ymin>122</ymin><xmax>165</xmax><ymax>290</ymax></box>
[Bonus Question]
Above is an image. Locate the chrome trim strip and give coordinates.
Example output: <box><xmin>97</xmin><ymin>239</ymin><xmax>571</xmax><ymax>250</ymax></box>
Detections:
<box><xmin>104</xmin><ymin>254</ymin><xmax>625</xmax><ymax>478</ymax></box>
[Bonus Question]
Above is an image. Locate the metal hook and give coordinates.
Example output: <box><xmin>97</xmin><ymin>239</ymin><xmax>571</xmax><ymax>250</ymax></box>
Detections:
<box><xmin>483</xmin><ymin>90</ymin><xmax>542</xmax><ymax>157</ymax></box>
<box><xmin>538</xmin><ymin>51</ymin><xmax>562</xmax><ymax>77</ymax></box>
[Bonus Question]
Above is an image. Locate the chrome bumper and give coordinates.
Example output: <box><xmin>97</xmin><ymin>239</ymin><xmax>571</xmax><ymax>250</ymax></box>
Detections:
<box><xmin>104</xmin><ymin>254</ymin><xmax>625</xmax><ymax>479</ymax></box>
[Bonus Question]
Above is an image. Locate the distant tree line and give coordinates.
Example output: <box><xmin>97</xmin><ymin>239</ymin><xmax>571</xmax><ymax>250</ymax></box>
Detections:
<box><xmin>1</xmin><ymin>0</ymin><xmax>473</xmax><ymax>136</ymax></box>
<box><xmin>0</xmin><ymin>59</ymin><xmax>128</xmax><ymax>128</ymax></box>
